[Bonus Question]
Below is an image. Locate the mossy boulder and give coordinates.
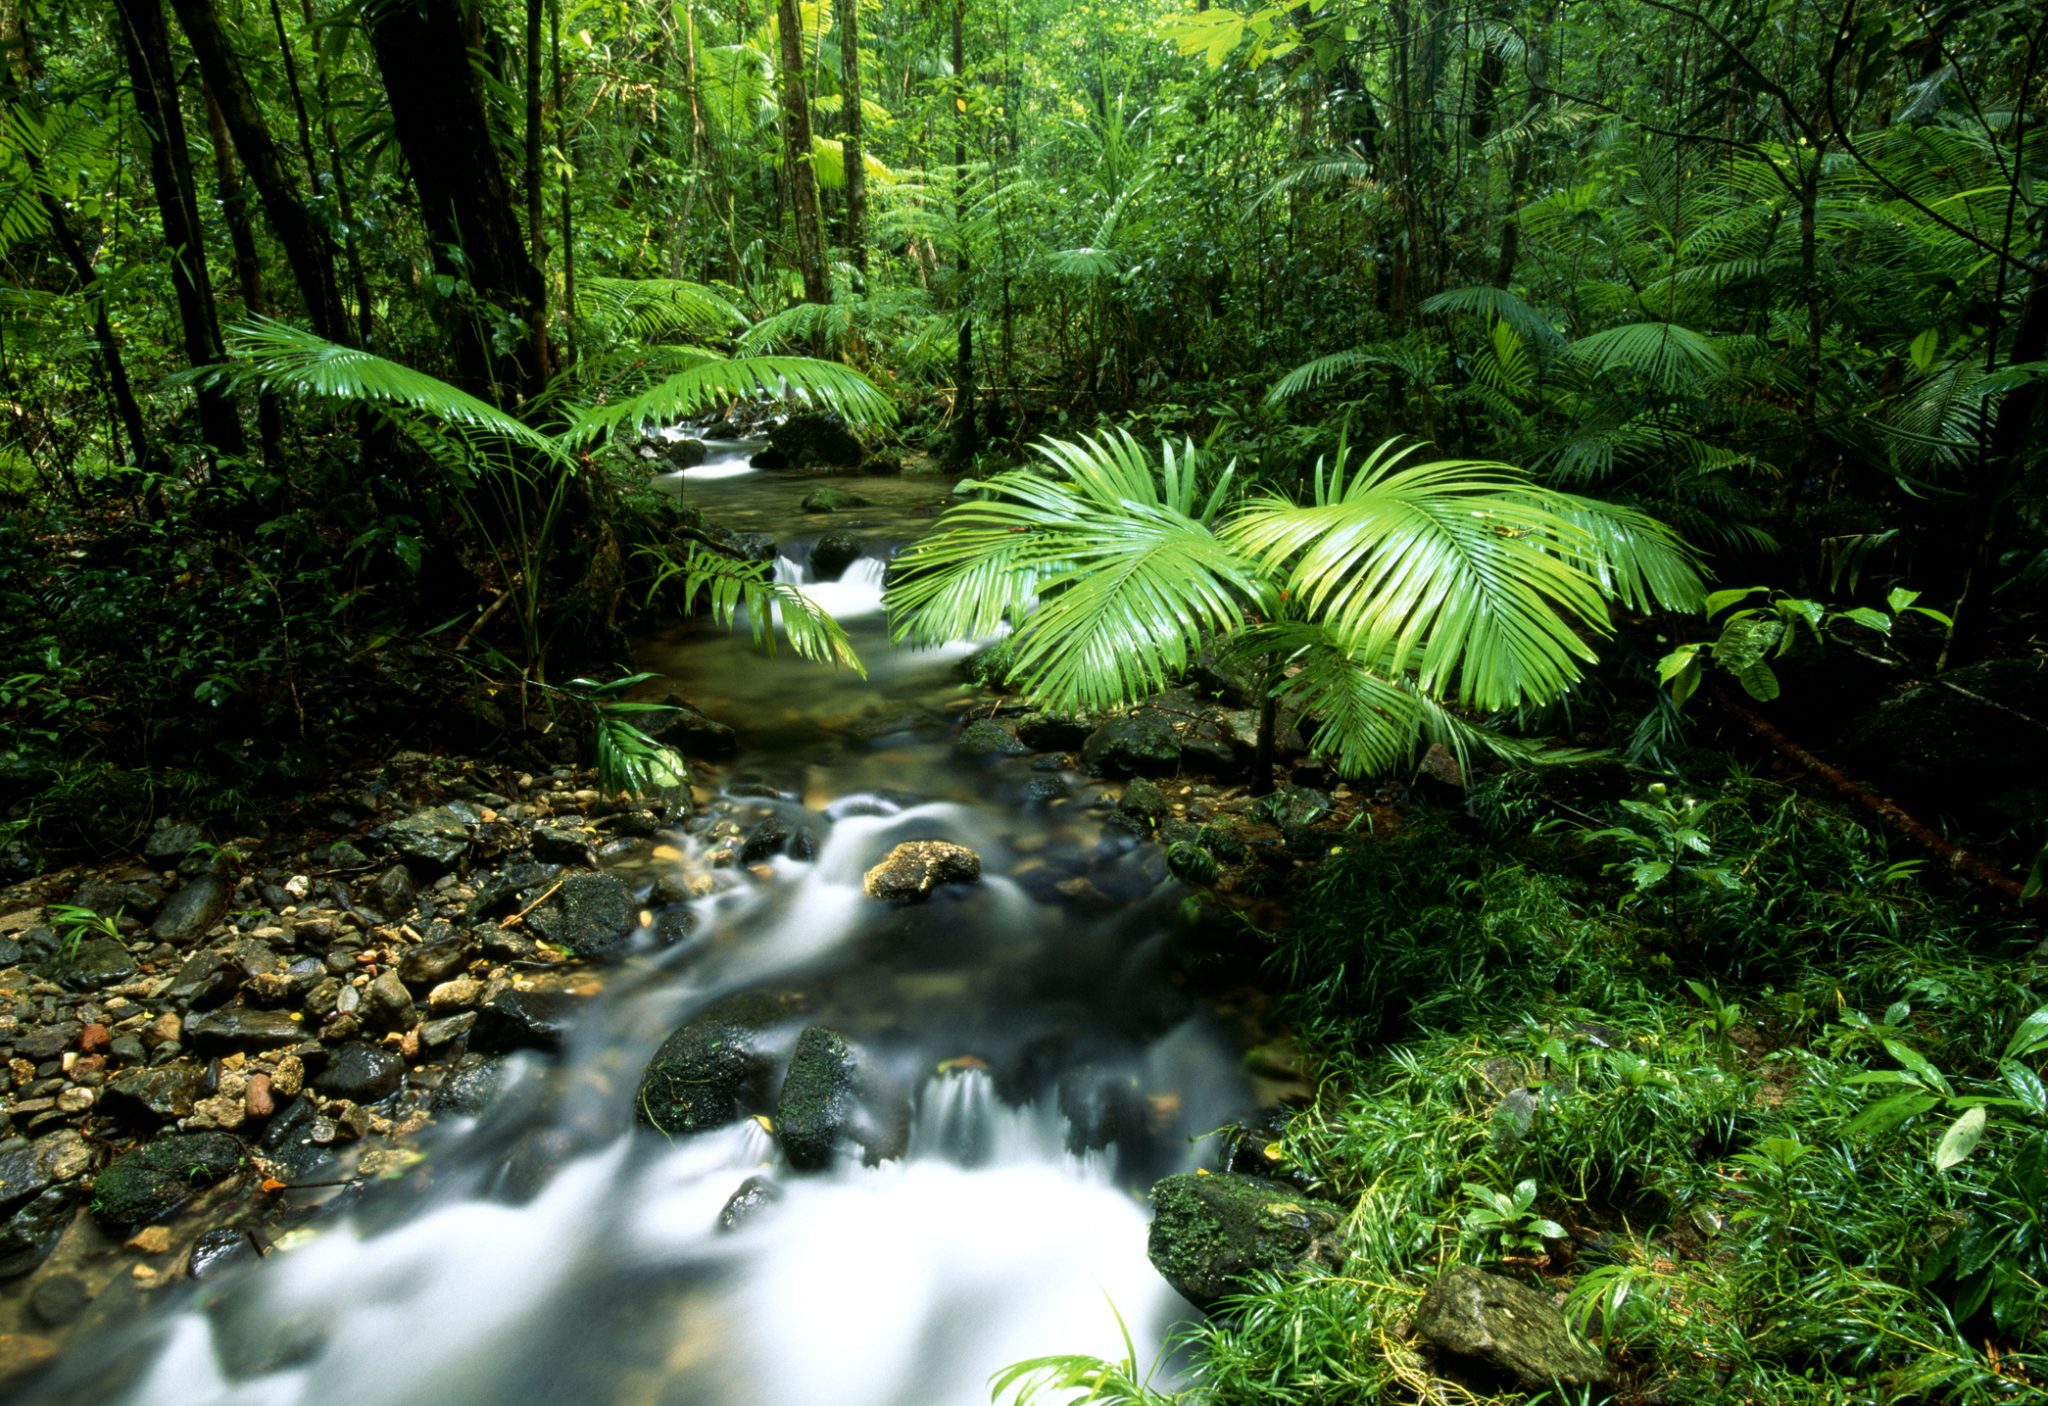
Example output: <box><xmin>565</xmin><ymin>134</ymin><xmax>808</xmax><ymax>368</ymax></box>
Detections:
<box><xmin>90</xmin><ymin>1133</ymin><xmax>245</xmax><ymax>1236</ymax></box>
<box><xmin>527</xmin><ymin>873</ymin><xmax>637</xmax><ymax>959</ymax></box>
<box><xmin>1415</xmin><ymin>1265</ymin><xmax>1610</xmax><ymax>1390</ymax></box>
<box><xmin>1081</xmin><ymin>715</ymin><xmax>1183</xmax><ymax>777</ymax></box>
<box><xmin>862</xmin><ymin>841</ymin><xmax>982</xmax><ymax>901</ymax></box>
<box><xmin>811</xmin><ymin>532</ymin><xmax>864</xmax><ymax>581</ymax></box>
<box><xmin>774</xmin><ymin>1027</ymin><xmax>860</xmax><ymax>1171</ymax></box>
<box><xmin>956</xmin><ymin>719</ymin><xmax>1028</xmax><ymax>757</ymax></box>
<box><xmin>764</xmin><ymin>411</ymin><xmax>865</xmax><ymax>470</ymax></box>
<box><xmin>1146</xmin><ymin>1172</ymin><xmax>1345</xmax><ymax>1311</ymax></box>
<box><xmin>956</xmin><ymin>640</ymin><xmax>1018</xmax><ymax>689</ymax></box>
<box><xmin>800</xmin><ymin>485</ymin><xmax>871</xmax><ymax>513</ymax></box>
<box><xmin>635</xmin><ymin>991</ymin><xmax>800</xmax><ymax>1136</ymax></box>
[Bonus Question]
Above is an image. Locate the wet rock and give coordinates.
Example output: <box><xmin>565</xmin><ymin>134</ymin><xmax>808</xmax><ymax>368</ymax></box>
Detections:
<box><xmin>71</xmin><ymin>878</ymin><xmax>163</xmax><ymax>921</ymax></box>
<box><xmin>313</xmin><ymin>1043</ymin><xmax>403</xmax><ymax>1103</ymax></box>
<box><xmin>151</xmin><ymin>874</ymin><xmax>230</xmax><ymax>944</ymax></box>
<box><xmin>187</xmin><ymin>1226</ymin><xmax>258</xmax><ymax>1282</ymax></box>
<box><xmin>100</xmin><ymin>1061</ymin><xmax>210</xmax><ymax>1123</ymax></box>
<box><xmin>1415</xmin><ymin>1265</ymin><xmax>1610</xmax><ymax>1390</ymax></box>
<box><xmin>427</xmin><ymin>976</ymin><xmax>483</xmax><ymax>1013</ymax></box>
<box><xmin>363</xmin><ymin>969</ymin><xmax>416</xmax><ymax>1030</ymax></box>
<box><xmin>527</xmin><ymin>873</ymin><xmax>637</xmax><ymax>959</ymax></box>
<box><xmin>810</xmin><ymin>532</ymin><xmax>863</xmax><ymax>580</ymax></box>
<box><xmin>741</xmin><ymin>815</ymin><xmax>819</xmax><ymax>864</ymax></box>
<box><xmin>856</xmin><ymin>451</ymin><xmax>903</xmax><ymax>476</ymax></box>
<box><xmin>1023</xmin><ymin>774</ymin><xmax>1069</xmax><ymax>802</ymax></box>
<box><xmin>420</xmin><ymin>1012</ymin><xmax>476</xmax><ymax>1047</ymax></box>
<box><xmin>433</xmin><ymin>1055</ymin><xmax>507</xmax><ymax>1115</ymax></box>
<box><xmin>0</xmin><ymin>1332</ymin><xmax>56</xmax><ymax>1387</ymax></box>
<box><xmin>369</xmin><ymin>864</ymin><xmax>417</xmax><ymax>919</ymax></box>
<box><xmin>1058</xmin><ymin>1064</ymin><xmax>1140</xmax><ymax>1154</ymax></box>
<box><xmin>0</xmin><ymin>1132</ymin><xmax>91</xmax><ymax>1218</ymax></box>
<box><xmin>763</xmin><ymin>411</ymin><xmax>864</xmax><ymax>470</ymax></box>
<box><xmin>142</xmin><ymin>817</ymin><xmax>206</xmax><ymax>867</ymax></box>
<box><xmin>27</xmin><ymin>1274</ymin><xmax>90</xmax><ymax>1326</ymax></box>
<box><xmin>643</xmin><ymin>435</ymin><xmax>707</xmax><ymax>469</ymax></box>
<box><xmin>48</xmin><ymin>936</ymin><xmax>136</xmax><ymax>991</ymax></box>
<box><xmin>1184</xmin><ymin>646</ymin><xmax>1262</xmax><ymax>708</ymax></box>
<box><xmin>800</xmin><ymin>485</ymin><xmax>870</xmax><ymax>513</ymax></box>
<box><xmin>1016</xmin><ymin>712</ymin><xmax>1095</xmax><ymax>751</ymax></box>
<box><xmin>645</xmin><ymin>695</ymin><xmax>740</xmax><ymax>759</ymax></box>
<box><xmin>1117</xmin><ymin>779</ymin><xmax>1169</xmax><ymax>826</ymax></box>
<box><xmin>862</xmin><ymin>841</ymin><xmax>981</xmax><ymax>901</ymax></box>
<box><xmin>703</xmin><ymin>525</ymin><xmax>777</xmax><ymax>563</ymax></box>
<box><xmin>956</xmin><ymin>720</ymin><xmax>1028</xmax><ymax>757</ymax></box>
<box><xmin>718</xmin><ymin>1175</ymin><xmax>784</xmax><ymax>1232</ymax></box>
<box><xmin>384</xmin><ymin>806</ymin><xmax>471</xmax><ymax>876</ymax></box>
<box><xmin>324</xmin><ymin>839</ymin><xmax>372</xmax><ymax>869</ymax></box>
<box><xmin>466</xmin><ymin>862</ymin><xmax>566</xmax><ymax>922</ymax></box>
<box><xmin>0</xmin><ymin>937</ymin><xmax>20</xmax><ymax>967</ymax></box>
<box><xmin>399</xmin><ymin>937</ymin><xmax>474</xmax><ymax>987</ymax></box>
<box><xmin>184</xmin><ymin>1004</ymin><xmax>308</xmax><ymax>1051</ymax></box>
<box><xmin>1082</xmin><ymin>715</ymin><xmax>1182</xmax><ymax>777</ymax></box>
<box><xmin>775</xmin><ymin>1027</ymin><xmax>859</xmax><ymax>1172</ymax></box>
<box><xmin>89</xmin><ymin>1132</ymin><xmax>245</xmax><ymax>1236</ymax></box>
<box><xmin>1265</xmin><ymin>785</ymin><xmax>1331</xmax><ymax>827</ymax></box>
<box><xmin>0</xmin><ymin>1184</ymin><xmax>82</xmax><ymax>1280</ymax></box>
<box><xmin>472</xmin><ymin>988</ymin><xmax>579</xmax><ymax>1053</ymax></box>
<box><xmin>1146</xmin><ymin>1172</ymin><xmax>1346</xmax><ymax>1312</ymax></box>
<box><xmin>635</xmin><ymin>991</ymin><xmax>796</xmax><ymax>1136</ymax></box>
<box><xmin>957</xmin><ymin>641</ymin><xmax>1016</xmax><ymax>688</ymax></box>
<box><xmin>164</xmin><ymin>949</ymin><xmax>242</xmax><ymax>1009</ymax></box>
<box><xmin>530</xmin><ymin>826</ymin><xmax>599</xmax><ymax>867</ymax></box>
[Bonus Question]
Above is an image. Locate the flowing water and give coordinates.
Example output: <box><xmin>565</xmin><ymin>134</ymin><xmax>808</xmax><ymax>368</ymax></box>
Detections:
<box><xmin>21</xmin><ymin>439</ymin><xmax>1258</xmax><ymax>1406</ymax></box>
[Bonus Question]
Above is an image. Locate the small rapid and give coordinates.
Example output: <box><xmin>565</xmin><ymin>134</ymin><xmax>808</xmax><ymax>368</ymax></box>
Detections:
<box><xmin>20</xmin><ymin>451</ymin><xmax>1255</xmax><ymax>1406</ymax></box>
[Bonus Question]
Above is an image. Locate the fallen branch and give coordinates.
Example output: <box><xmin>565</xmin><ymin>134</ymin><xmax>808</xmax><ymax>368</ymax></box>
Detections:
<box><xmin>1710</xmin><ymin>685</ymin><xmax>2035</xmax><ymax>909</ymax></box>
<box><xmin>498</xmin><ymin>878</ymin><xmax>564</xmax><ymax>929</ymax></box>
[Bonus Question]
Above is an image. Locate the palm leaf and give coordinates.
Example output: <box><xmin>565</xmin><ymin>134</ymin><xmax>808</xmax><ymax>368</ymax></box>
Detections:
<box><xmin>887</xmin><ymin>433</ymin><xmax>1258</xmax><ymax>713</ymax></box>
<box><xmin>579</xmin><ymin>276</ymin><xmax>746</xmax><ymax>341</ymax></box>
<box><xmin>642</xmin><ymin>545</ymin><xmax>865</xmax><ymax>676</ymax></box>
<box><xmin>221</xmin><ymin>317</ymin><xmax>567</xmax><ymax>459</ymax></box>
<box><xmin>566</xmin><ymin>353</ymin><xmax>894</xmax><ymax>443</ymax></box>
<box><xmin>1223</xmin><ymin>440</ymin><xmax>1702</xmax><ymax>712</ymax></box>
<box><xmin>1565</xmin><ymin>322</ymin><xmax>1729</xmax><ymax>394</ymax></box>
<box><xmin>1265</xmin><ymin>348</ymin><xmax>1384</xmax><ymax>405</ymax></box>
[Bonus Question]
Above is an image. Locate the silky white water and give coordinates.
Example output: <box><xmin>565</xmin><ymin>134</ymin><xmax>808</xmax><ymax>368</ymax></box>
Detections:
<box><xmin>22</xmin><ymin>461</ymin><xmax>1248</xmax><ymax>1406</ymax></box>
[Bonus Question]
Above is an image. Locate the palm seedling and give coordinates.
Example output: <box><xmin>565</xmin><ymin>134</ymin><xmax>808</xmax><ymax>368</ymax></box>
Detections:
<box><xmin>885</xmin><ymin>430</ymin><xmax>1705</xmax><ymax>789</ymax></box>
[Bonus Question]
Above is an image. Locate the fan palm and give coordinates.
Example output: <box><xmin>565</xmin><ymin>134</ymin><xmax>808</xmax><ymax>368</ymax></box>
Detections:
<box><xmin>887</xmin><ymin>432</ymin><xmax>1704</xmax><ymax>786</ymax></box>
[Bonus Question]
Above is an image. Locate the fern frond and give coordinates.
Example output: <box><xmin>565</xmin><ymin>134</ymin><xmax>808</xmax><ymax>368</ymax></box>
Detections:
<box><xmin>568</xmin><ymin>354</ymin><xmax>893</xmax><ymax>443</ymax></box>
<box><xmin>580</xmin><ymin>276</ymin><xmax>745</xmax><ymax>341</ymax></box>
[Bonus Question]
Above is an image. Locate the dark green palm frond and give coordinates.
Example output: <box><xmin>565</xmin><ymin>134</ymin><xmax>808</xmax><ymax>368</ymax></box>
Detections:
<box><xmin>1259</xmin><ymin>146</ymin><xmax>1381</xmax><ymax>206</ymax></box>
<box><xmin>579</xmin><ymin>276</ymin><xmax>745</xmax><ymax>342</ymax></box>
<box><xmin>641</xmin><ymin>545</ymin><xmax>864</xmax><ymax>676</ymax></box>
<box><xmin>1565</xmin><ymin>322</ymin><xmax>1729</xmax><ymax>393</ymax></box>
<box><xmin>1541</xmin><ymin>494</ymin><xmax>1707</xmax><ymax>614</ymax></box>
<box><xmin>737</xmin><ymin>301</ymin><xmax>860</xmax><ymax>355</ymax></box>
<box><xmin>1224</xmin><ymin>441</ymin><xmax>1697</xmax><ymax>712</ymax></box>
<box><xmin>567</xmin><ymin>354</ymin><xmax>893</xmax><ymax>444</ymax></box>
<box><xmin>1046</xmin><ymin>246</ymin><xmax>1124</xmax><ymax>280</ymax></box>
<box><xmin>1420</xmin><ymin>285</ymin><xmax>1566</xmax><ymax>356</ymax></box>
<box><xmin>1266</xmin><ymin>349</ymin><xmax>1387</xmax><ymax>405</ymax></box>
<box><xmin>888</xmin><ymin>433</ymin><xmax>1257</xmax><ymax>713</ymax></box>
<box><xmin>221</xmin><ymin>318</ymin><xmax>566</xmax><ymax>458</ymax></box>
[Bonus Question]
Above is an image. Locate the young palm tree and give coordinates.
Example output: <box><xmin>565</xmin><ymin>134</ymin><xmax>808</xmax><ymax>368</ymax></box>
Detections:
<box><xmin>886</xmin><ymin>431</ymin><xmax>1704</xmax><ymax>786</ymax></box>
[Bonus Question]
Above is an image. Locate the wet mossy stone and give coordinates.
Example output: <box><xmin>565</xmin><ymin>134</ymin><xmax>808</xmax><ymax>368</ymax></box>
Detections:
<box><xmin>1081</xmin><ymin>715</ymin><xmax>1182</xmax><ymax>777</ymax></box>
<box><xmin>766</xmin><ymin>411</ymin><xmax>865</xmax><ymax>470</ymax></box>
<box><xmin>527</xmin><ymin>873</ymin><xmax>637</xmax><ymax>959</ymax></box>
<box><xmin>956</xmin><ymin>719</ymin><xmax>1028</xmax><ymax>757</ymax></box>
<box><xmin>383</xmin><ymin>806</ymin><xmax>472</xmax><ymax>876</ymax></box>
<box><xmin>1415</xmin><ymin>1264</ymin><xmax>1610</xmax><ymax>1391</ymax></box>
<box><xmin>1146</xmin><ymin>1172</ymin><xmax>1345</xmax><ymax>1312</ymax></box>
<box><xmin>1118</xmin><ymin>778</ymin><xmax>1169</xmax><ymax>825</ymax></box>
<box><xmin>774</xmin><ymin>1026</ymin><xmax>859</xmax><ymax>1172</ymax></box>
<box><xmin>810</xmin><ymin>532</ymin><xmax>864</xmax><ymax>581</ymax></box>
<box><xmin>90</xmin><ymin>1133</ymin><xmax>246</xmax><ymax>1236</ymax></box>
<box><xmin>800</xmin><ymin>485</ymin><xmax>871</xmax><ymax>513</ymax></box>
<box><xmin>1015</xmin><ymin>711</ymin><xmax>1095</xmax><ymax>751</ymax></box>
<box><xmin>635</xmin><ymin>991</ymin><xmax>797</xmax><ymax>1136</ymax></box>
<box><xmin>956</xmin><ymin>640</ymin><xmax>1018</xmax><ymax>689</ymax></box>
<box><xmin>862</xmin><ymin>841</ymin><xmax>981</xmax><ymax>901</ymax></box>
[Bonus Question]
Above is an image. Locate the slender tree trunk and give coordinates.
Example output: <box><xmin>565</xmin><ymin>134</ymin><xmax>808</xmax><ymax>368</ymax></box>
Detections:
<box><xmin>776</xmin><ymin>0</ymin><xmax>830</xmax><ymax>305</ymax></box>
<box><xmin>835</xmin><ymin>0</ymin><xmax>867</xmax><ymax>275</ymax></box>
<box><xmin>115</xmin><ymin>0</ymin><xmax>243</xmax><ymax>459</ymax></box>
<box><xmin>950</xmin><ymin>1</ymin><xmax>976</xmax><ymax>464</ymax></box>
<box><xmin>366</xmin><ymin>0</ymin><xmax>549</xmax><ymax>402</ymax></box>
<box><xmin>525</xmin><ymin>0</ymin><xmax>546</xmax><ymax>279</ymax></box>
<box><xmin>168</xmin><ymin>0</ymin><xmax>347</xmax><ymax>340</ymax></box>
<box><xmin>553</xmin><ymin>0</ymin><xmax>574</xmax><ymax>370</ymax></box>
<box><xmin>201</xmin><ymin>87</ymin><xmax>283</xmax><ymax>462</ymax></box>
<box><xmin>298</xmin><ymin>0</ymin><xmax>374</xmax><ymax>343</ymax></box>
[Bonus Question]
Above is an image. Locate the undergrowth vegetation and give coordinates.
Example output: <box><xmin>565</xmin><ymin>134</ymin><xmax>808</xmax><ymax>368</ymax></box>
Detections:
<box><xmin>1011</xmin><ymin>767</ymin><xmax>2047</xmax><ymax>1404</ymax></box>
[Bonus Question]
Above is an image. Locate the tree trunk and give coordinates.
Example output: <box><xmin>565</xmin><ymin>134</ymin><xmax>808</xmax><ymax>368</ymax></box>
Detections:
<box><xmin>776</xmin><ymin>0</ymin><xmax>830</xmax><ymax>305</ymax></box>
<box><xmin>201</xmin><ymin>85</ymin><xmax>282</xmax><ymax>462</ymax></box>
<box><xmin>168</xmin><ymin>0</ymin><xmax>347</xmax><ymax>341</ymax></box>
<box><xmin>950</xmin><ymin>1</ymin><xmax>976</xmax><ymax>465</ymax></box>
<box><xmin>835</xmin><ymin>0</ymin><xmax>867</xmax><ymax>275</ymax></box>
<box><xmin>115</xmin><ymin>0</ymin><xmax>243</xmax><ymax>459</ymax></box>
<box><xmin>297</xmin><ymin>0</ymin><xmax>375</xmax><ymax>344</ymax></box>
<box><xmin>366</xmin><ymin>0</ymin><xmax>549</xmax><ymax>403</ymax></box>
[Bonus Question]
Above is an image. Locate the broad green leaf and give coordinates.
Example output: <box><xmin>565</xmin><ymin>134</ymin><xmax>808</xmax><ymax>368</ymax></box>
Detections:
<box><xmin>1908</xmin><ymin>328</ymin><xmax>1940</xmax><ymax>372</ymax></box>
<box><xmin>1933</xmin><ymin>1105</ymin><xmax>1987</xmax><ymax>1170</ymax></box>
<box><xmin>1882</xmin><ymin>1039</ymin><xmax>1952</xmax><ymax>1096</ymax></box>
